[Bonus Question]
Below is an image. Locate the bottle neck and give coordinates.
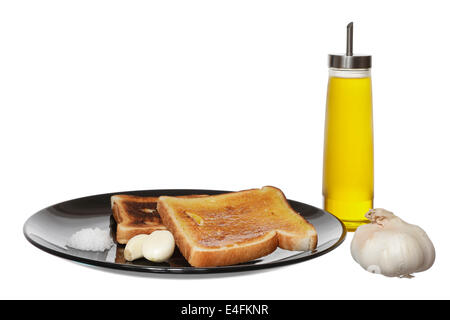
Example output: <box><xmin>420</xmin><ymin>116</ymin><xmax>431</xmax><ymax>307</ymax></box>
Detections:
<box><xmin>329</xmin><ymin>68</ymin><xmax>371</xmax><ymax>78</ymax></box>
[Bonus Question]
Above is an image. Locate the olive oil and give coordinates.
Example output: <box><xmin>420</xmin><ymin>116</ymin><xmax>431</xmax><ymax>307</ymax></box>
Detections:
<box><xmin>323</xmin><ymin>22</ymin><xmax>374</xmax><ymax>231</ymax></box>
<box><xmin>323</xmin><ymin>73</ymin><xmax>373</xmax><ymax>231</ymax></box>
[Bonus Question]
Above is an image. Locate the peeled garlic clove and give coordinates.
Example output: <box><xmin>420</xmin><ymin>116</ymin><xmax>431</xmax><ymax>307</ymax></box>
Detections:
<box><xmin>142</xmin><ymin>230</ymin><xmax>175</xmax><ymax>262</ymax></box>
<box><xmin>351</xmin><ymin>208</ymin><xmax>435</xmax><ymax>278</ymax></box>
<box><xmin>124</xmin><ymin>234</ymin><xmax>149</xmax><ymax>261</ymax></box>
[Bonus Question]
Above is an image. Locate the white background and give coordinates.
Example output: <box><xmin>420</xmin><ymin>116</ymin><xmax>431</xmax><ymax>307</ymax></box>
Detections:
<box><xmin>1</xmin><ymin>0</ymin><xmax>449</xmax><ymax>300</ymax></box>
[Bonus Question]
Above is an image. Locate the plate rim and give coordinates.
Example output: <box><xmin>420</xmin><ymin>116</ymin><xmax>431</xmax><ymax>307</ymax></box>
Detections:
<box><xmin>23</xmin><ymin>188</ymin><xmax>347</xmax><ymax>274</ymax></box>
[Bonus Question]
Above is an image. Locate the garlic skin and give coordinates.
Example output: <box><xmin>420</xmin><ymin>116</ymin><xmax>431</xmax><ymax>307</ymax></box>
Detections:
<box><xmin>351</xmin><ymin>208</ymin><xmax>435</xmax><ymax>278</ymax></box>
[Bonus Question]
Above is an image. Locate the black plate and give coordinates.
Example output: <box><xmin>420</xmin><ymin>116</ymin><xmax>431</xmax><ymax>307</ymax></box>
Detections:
<box><xmin>23</xmin><ymin>189</ymin><xmax>346</xmax><ymax>274</ymax></box>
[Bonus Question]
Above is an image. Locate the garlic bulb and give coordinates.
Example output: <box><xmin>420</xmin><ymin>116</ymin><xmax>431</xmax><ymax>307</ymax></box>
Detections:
<box><xmin>351</xmin><ymin>208</ymin><xmax>435</xmax><ymax>278</ymax></box>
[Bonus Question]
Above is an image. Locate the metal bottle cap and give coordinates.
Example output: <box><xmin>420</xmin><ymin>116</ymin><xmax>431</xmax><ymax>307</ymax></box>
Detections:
<box><xmin>328</xmin><ymin>22</ymin><xmax>371</xmax><ymax>69</ymax></box>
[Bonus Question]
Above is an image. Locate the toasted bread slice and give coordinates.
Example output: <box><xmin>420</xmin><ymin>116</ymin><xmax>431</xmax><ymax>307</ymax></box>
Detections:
<box><xmin>157</xmin><ymin>186</ymin><xmax>318</xmax><ymax>267</ymax></box>
<box><xmin>111</xmin><ymin>194</ymin><xmax>207</xmax><ymax>244</ymax></box>
<box><xmin>111</xmin><ymin>195</ymin><xmax>166</xmax><ymax>244</ymax></box>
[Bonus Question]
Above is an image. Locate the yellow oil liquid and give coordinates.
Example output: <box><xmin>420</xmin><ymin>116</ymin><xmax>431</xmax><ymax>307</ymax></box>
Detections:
<box><xmin>323</xmin><ymin>75</ymin><xmax>373</xmax><ymax>231</ymax></box>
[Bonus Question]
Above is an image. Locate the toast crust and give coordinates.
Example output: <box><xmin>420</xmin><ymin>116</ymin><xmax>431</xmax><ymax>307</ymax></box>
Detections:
<box><xmin>157</xmin><ymin>186</ymin><xmax>318</xmax><ymax>267</ymax></box>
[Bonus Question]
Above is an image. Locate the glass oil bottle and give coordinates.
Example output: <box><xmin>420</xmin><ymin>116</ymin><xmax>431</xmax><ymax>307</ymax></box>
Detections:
<box><xmin>323</xmin><ymin>23</ymin><xmax>373</xmax><ymax>231</ymax></box>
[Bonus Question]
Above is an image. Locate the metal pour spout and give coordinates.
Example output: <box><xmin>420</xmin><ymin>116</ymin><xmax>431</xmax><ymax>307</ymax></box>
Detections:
<box><xmin>346</xmin><ymin>22</ymin><xmax>353</xmax><ymax>56</ymax></box>
<box><xmin>328</xmin><ymin>22</ymin><xmax>371</xmax><ymax>69</ymax></box>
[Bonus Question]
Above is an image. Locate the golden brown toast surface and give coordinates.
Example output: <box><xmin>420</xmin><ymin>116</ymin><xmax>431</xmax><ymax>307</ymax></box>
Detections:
<box><xmin>157</xmin><ymin>186</ymin><xmax>317</xmax><ymax>267</ymax></box>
